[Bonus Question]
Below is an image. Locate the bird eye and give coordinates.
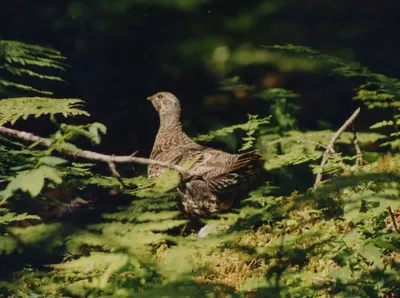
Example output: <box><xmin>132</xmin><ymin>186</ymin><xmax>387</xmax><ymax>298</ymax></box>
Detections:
<box><xmin>157</xmin><ymin>94</ymin><xmax>163</xmax><ymax>99</ymax></box>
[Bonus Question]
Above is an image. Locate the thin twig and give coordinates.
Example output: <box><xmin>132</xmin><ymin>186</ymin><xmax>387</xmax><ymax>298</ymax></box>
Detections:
<box><xmin>352</xmin><ymin>124</ymin><xmax>363</xmax><ymax>167</ymax></box>
<box><xmin>107</xmin><ymin>159</ymin><xmax>126</xmax><ymax>188</ymax></box>
<box><xmin>312</xmin><ymin>276</ymin><xmax>335</xmax><ymax>283</ymax></box>
<box><xmin>387</xmin><ymin>206</ymin><xmax>399</xmax><ymax>233</ymax></box>
<box><xmin>314</xmin><ymin>108</ymin><xmax>361</xmax><ymax>188</ymax></box>
<box><xmin>0</xmin><ymin>196</ymin><xmax>8</xmax><ymax>206</ymax></box>
<box><xmin>0</xmin><ymin>125</ymin><xmax>197</xmax><ymax>177</ymax></box>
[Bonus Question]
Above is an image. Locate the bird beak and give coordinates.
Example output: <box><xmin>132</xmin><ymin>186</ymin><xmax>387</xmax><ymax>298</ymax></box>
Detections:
<box><xmin>146</xmin><ymin>96</ymin><xmax>153</xmax><ymax>101</ymax></box>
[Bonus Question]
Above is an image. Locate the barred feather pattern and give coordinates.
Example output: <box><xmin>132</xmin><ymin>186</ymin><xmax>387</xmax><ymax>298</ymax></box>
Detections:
<box><xmin>147</xmin><ymin>92</ymin><xmax>264</xmax><ymax>215</ymax></box>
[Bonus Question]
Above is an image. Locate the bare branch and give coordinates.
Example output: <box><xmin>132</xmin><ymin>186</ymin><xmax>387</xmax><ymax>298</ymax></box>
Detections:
<box><xmin>312</xmin><ymin>276</ymin><xmax>335</xmax><ymax>283</ymax></box>
<box><xmin>352</xmin><ymin>124</ymin><xmax>365</xmax><ymax>167</ymax></box>
<box><xmin>107</xmin><ymin>160</ymin><xmax>125</xmax><ymax>187</ymax></box>
<box><xmin>314</xmin><ymin>108</ymin><xmax>361</xmax><ymax>188</ymax></box>
<box><xmin>387</xmin><ymin>206</ymin><xmax>399</xmax><ymax>233</ymax></box>
<box><xmin>0</xmin><ymin>125</ymin><xmax>197</xmax><ymax>177</ymax></box>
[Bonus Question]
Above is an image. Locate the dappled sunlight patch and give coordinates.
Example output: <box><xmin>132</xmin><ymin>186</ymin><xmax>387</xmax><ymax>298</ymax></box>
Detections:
<box><xmin>195</xmin><ymin>249</ymin><xmax>264</xmax><ymax>290</ymax></box>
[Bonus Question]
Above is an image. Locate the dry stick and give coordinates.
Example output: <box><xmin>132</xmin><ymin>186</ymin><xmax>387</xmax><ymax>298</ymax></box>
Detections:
<box><xmin>352</xmin><ymin>124</ymin><xmax>363</xmax><ymax>166</ymax></box>
<box><xmin>312</xmin><ymin>276</ymin><xmax>336</xmax><ymax>283</ymax></box>
<box><xmin>0</xmin><ymin>125</ymin><xmax>197</xmax><ymax>177</ymax></box>
<box><xmin>313</xmin><ymin>108</ymin><xmax>361</xmax><ymax>188</ymax></box>
<box><xmin>107</xmin><ymin>160</ymin><xmax>126</xmax><ymax>188</ymax></box>
<box><xmin>387</xmin><ymin>206</ymin><xmax>399</xmax><ymax>233</ymax></box>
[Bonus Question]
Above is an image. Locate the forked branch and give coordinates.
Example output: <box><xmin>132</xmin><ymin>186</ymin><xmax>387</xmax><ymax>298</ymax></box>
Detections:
<box><xmin>0</xmin><ymin>125</ymin><xmax>197</xmax><ymax>177</ymax></box>
<box><xmin>314</xmin><ymin>108</ymin><xmax>361</xmax><ymax>188</ymax></box>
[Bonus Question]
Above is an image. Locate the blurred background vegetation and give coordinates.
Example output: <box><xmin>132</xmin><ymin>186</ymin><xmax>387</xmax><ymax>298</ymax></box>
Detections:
<box><xmin>1</xmin><ymin>0</ymin><xmax>398</xmax><ymax>156</ymax></box>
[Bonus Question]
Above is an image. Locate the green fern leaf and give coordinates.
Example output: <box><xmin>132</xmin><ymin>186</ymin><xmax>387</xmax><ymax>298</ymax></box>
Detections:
<box><xmin>3</xmin><ymin>64</ymin><xmax>65</xmax><ymax>82</ymax></box>
<box><xmin>0</xmin><ymin>40</ymin><xmax>67</xmax><ymax>95</ymax></box>
<box><xmin>38</xmin><ymin>156</ymin><xmax>68</xmax><ymax>167</ymax></box>
<box><xmin>0</xmin><ymin>40</ymin><xmax>66</xmax><ymax>70</ymax></box>
<box><xmin>0</xmin><ymin>97</ymin><xmax>89</xmax><ymax>125</ymax></box>
<box><xmin>0</xmin><ymin>212</ymin><xmax>40</xmax><ymax>225</ymax></box>
<box><xmin>0</xmin><ymin>79</ymin><xmax>53</xmax><ymax>95</ymax></box>
<box><xmin>255</xmin><ymin>88</ymin><xmax>299</xmax><ymax>100</ymax></box>
<box><xmin>1</xmin><ymin>165</ymin><xmax>62</xmax><ymax>199</ymax></box>
<box><xmin>194</xmin><ymin>115</ymin><xmax>270</xmax><ymax>143</ymax></box>
<box><xmin>59</xmin><ymin>122</ymin><xmax>106</xmax><ymax>145</ymax></box>
<box><xmin>370</xmin><ymin>120</ymin><xmax>400</xmax><ymax>129</ymax></box>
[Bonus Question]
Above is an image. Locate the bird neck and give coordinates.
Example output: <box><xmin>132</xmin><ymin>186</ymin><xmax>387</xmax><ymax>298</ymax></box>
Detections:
<box><xmin>158</xmin><ymin>111</ymin><xmax>182</xmax><ymax>132</ymax></box>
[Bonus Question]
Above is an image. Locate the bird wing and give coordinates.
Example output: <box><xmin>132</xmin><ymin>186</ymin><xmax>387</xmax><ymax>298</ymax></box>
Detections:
<box><xmin>185</xmin><ymin>149</ymin><xmax>264</xmax><ymax>194</ymax></box>
<box><xmin>188</xmin><ymin>148</ymin><xmax>263</xmax><ymax>178</ymax></box>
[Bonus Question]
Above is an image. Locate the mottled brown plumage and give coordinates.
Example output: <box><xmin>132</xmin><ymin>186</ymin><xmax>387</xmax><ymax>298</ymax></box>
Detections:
<box><xmin>147</xmin><ymin>92</ymin><xmax>264</xmax><ymax>215</ymax></box>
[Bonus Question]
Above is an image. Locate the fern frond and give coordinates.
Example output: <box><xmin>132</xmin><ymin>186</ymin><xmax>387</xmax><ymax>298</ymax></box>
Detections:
<box><xmin>218</xmin><ymin>76</ymin><xmax>254</xmax><ymax>91</ymax></box>
<box><xmin>370</xmin><ymin>120</ymin><xmax>400</xmax><ymax>129</ymax></box>
<box><xmin>260</xmin><ymin>130</ymin><xmax>384</xmax><ymax>172</ymax></box>
<box><xmin>57</xmin><ymin>122</ymin><xmax>106</xmax><ymax>145</ymax></box>
<box><xmin>0</xmin><ymin>79</ymin><xmax>53</xmax><ymax>95</ymax></box>
<box><xmin>255</xmin><ymin>88</ymin><xmax>299</xmax><ymax>101</ymax></box>
<box><xmin>0</xmin><ymin>97</ymin><xmax>89</xmax><ymax>125</ymax></box>
<box><xmin>52</xmin><ymin>252</ymin><xmax>128</xmax><ymax>274</ymax></box>
<box><xmin>1</xmin><ymin>165</ymin><xmax>63</xmax><ymax>200</ymax></box>
<box><xmin>267</xmin><ymin>45</ymin><xmax>400</xmax><ymax>146</ymax></box>
<box><xmin>3</xmin><ymin>64</ymin><xmax>66</xmax><ymax>82</ymax></box>
<box><xmin>0</xmin><ymin>40</ymin><xmax>67</xmax><ymax>95</ymax></box>
<box><xmin>0</xmin><ymin>40</ymin><xmax>66</xmax><ymax>70</ymax></box>
<box><xmin>194</xmin><ymin>115</ymin><xmax>270</xmax><ymax>143</ymax></box>
<box><xmin>0</xmin><ymin>212</ymin><xmax>40</xmax><ymax>225</ymax></box>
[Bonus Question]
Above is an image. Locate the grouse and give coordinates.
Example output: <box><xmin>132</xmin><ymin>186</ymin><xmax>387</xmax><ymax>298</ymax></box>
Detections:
<box><xmin>147</xmin><ymin>92</ymin><xmax>264</xmax><ymax>216</ymax></box>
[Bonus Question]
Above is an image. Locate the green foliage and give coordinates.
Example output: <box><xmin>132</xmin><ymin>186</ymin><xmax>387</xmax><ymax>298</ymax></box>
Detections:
<box><xmin>0</xmin><ymin>40</ymin><xmax>66</xmax><ymax>95</ymax></box>
<box><xmin>56</xmin><ymin>122</ymin><xmax>107</xmax><ymax>145</ymax></box>
<box><xmin>0</xmin><ymin>40</ymin><xmax>104</xmax><ymax>227</ymax></box>
<box><xmin>194</xmin><ymin>113</ymin><xmax>270</xmax><ymax>146</ymax></box>
<box><xmin>0</xmin><ymin>97</ymin><xmax>88</xmax><ymax>125</ymax></box>
<box><xmin>260</xmin><ymin>130</ymin><xmax>384</xmax><ymax>173</ymax></box>
<box><xmin>218</xmin><ymin>76</ymin><xmax>299</xmax><ymax>133</ymax></box>
<box><xmin>0</xmin><ymin>40</ymin><xmax>89</xmax><ymax>128</ymax></box>
<box><xmin>239</xmin><ymin>115</ymin><xmax>268</xmax><ymax>151</ymax></box>
<box><xmin>0</xmin><ymin>212</ymin><xmax>40</xmax><ymax>225</ymax></box>
<box><xmin>268</xmin><ymin>44</ymin><xmax>400</xmax><ymax>149</ymax></box>
<box><xmin>0</xmin><ymin>41</ymin><xmax>93</xmax><ymax>271</ymax></box>
<box><xmin>1</xmin><ymin>165</ymin><xmax>62</xmax><ymax>201</ymax></box>
<box><xmin>0</xmin><ymin>44</ymin><xmax>399</xmax><ymax>298</ymax></box>
<box><xmin>255</xmin><ymin>88</ymin><xmax>299</xmax><ymax>131</ymax></box>
<box><xmin>6</xmin><ymin>160</ymin><xmax>397</xmax><ymax>297</ymax></box>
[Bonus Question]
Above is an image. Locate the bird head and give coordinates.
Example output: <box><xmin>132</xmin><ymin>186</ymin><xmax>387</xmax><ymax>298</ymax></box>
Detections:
<box><xmin>147</xmin><ymin>92</ymin><xmax>180</xmax><ymax>114</ymax></box>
